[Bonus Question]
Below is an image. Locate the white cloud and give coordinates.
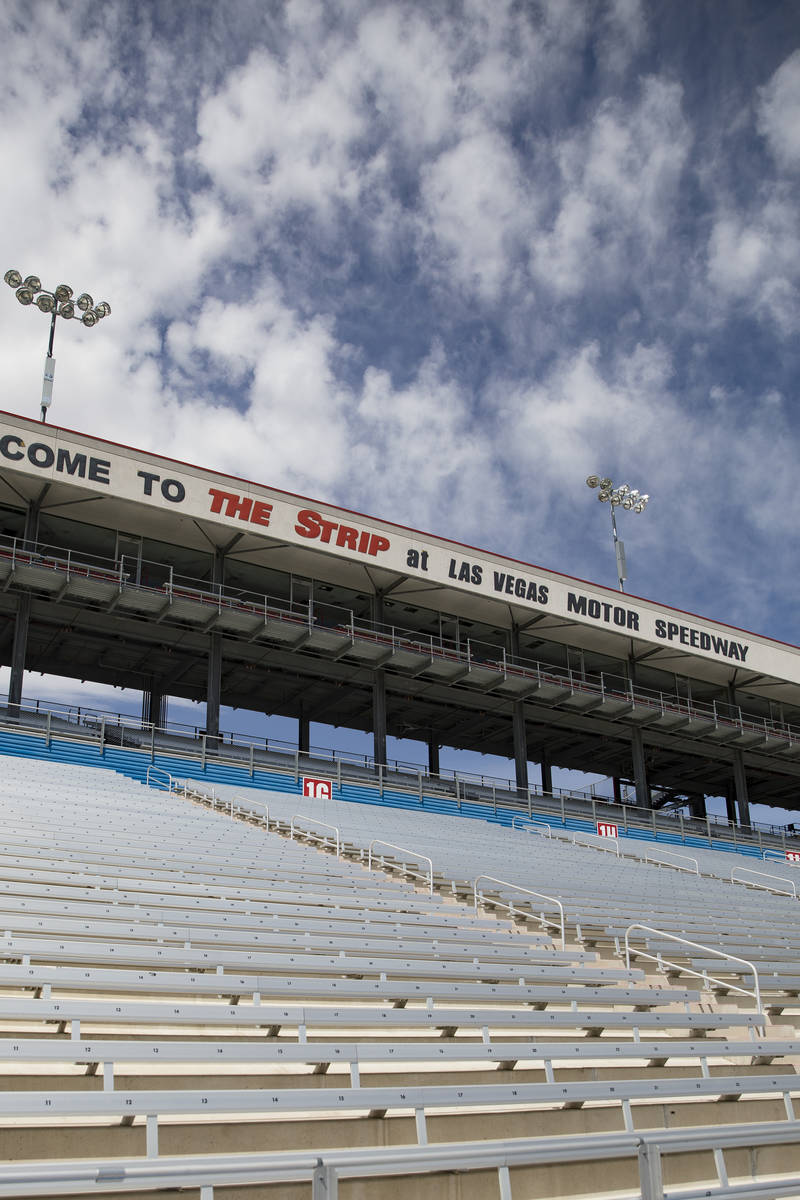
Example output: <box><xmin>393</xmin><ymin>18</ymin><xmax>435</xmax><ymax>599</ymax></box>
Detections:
<box><xmin>532</xmin><ymin>77</ymin><xmax>691</xmax><ymax>296</ymax></box>
<box><xmin>417</xmin><ymin>132</ymin><xmax>531</xmax><ymax>302</ymax></box>
<box><xmin>758</xmin><ymin>49</ymin><xmax>800</xmax><ymax>171</ymax></box>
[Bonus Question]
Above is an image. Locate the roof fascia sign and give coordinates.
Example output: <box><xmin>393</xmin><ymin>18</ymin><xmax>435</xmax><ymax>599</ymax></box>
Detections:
<box><xmin>0</xmin><ymin>414</ymin><xmax>794</xmax><ymax>684</ymax></box>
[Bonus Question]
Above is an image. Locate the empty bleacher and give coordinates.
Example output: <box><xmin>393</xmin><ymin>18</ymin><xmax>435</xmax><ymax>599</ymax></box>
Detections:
<box><xmin>0</xmin><ymin>755</ymin><xmax>798</xmax><ymax>1198</ymax></box>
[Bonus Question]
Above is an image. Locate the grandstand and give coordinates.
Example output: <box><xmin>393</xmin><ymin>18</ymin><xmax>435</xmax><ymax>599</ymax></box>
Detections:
<box><xmin>0</xmin><ymin>746</ymin><xmax>798</xmax><ymax>1198</ymax></box>
<box><xmin>2</xmin><ymin>409</ymin><xmax>800</xmax><ymax>1197</ymax></box>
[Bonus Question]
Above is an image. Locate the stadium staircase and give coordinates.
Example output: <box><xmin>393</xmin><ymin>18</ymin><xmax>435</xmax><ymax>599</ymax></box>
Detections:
<box><xmin>0</xmin><ymin>748</ymin><xmax>798</xmax><ymax>1198</ymax></box>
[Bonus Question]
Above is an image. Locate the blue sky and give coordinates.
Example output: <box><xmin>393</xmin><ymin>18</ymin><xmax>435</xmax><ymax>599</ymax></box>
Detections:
<box><xmin>1</xmin><ymin>1</ymin><xmax>800</xmax><ymax>812</ymax></box>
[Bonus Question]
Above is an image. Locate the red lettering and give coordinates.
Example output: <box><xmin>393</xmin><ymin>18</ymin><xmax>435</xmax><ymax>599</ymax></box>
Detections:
<box><xmin>209</xmin><ymin>487</ymin><xmax>235</xmax><ymax>514</ymax></box>
<box><xmin>295</xmin><ymin>509</ymin><xmax>321</xmax><ymax>538</ymax></box>
<box><xmin>316</xmin><ymin>516</ymin><xmax>338</xmax><ymax>544</ymax></box>
<box><xmin>294</xmin><ymin>509</ymin><xmax>391</xmax><ymax>557</ymax></box>
<box><xmin>208</xmin><ymin>488</ymin><xmax>254</xmax><ymax>522</ymax></box>
<box><xmin>250</xmin><ymin>500</ymin><xmax>273</xmax><ymax>527</ymax></box>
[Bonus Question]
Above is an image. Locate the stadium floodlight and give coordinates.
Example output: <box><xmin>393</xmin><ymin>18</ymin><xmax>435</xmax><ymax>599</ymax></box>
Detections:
<box><xmin>3</xmin><ymin>268</ymin><xmax>111</xmax><ymax>422</ymax></box>
<box><xmin>586</xmin><ymin>474</ymin><xmax>651</xmax><ymax>592</ymax></box>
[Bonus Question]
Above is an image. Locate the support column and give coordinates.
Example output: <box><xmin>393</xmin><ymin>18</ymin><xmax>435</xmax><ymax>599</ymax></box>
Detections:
<box><xmin>8</xmin><ymin>498</ymin><xmax>42</xmax><ymax>716</ymax></box>
<box><xmin>630</xmin><ymin>726</ymin><xmax>650</xmax><ymax>808</ymax></box>
<box><xmin>427</xmin><ymin>731</ymin><xmax>440</xmax><ymax>777</ymax></box>
<box><xmin>688</xmin><ymin>794</ymin><xmax>706</xmax><ymax>820</ymax></box>
<box><xmin>725</xmin><ymin>784</ymin><xmax>737</xmax><ymax>825</ymax></box>
<box><xmin>612</xmin><ymin>777</ymin><xmax>623</xmax><ymax>804</ymax></box>
<box><xmin>206</xmin><ymin>549</ymin><xmax>224</xmax><ymax>742</ymax></box>
<box><xmin>7</xmin><ymin>594</ymin><xmax>31</xmax><ymax>716</ymax></box>
<box><xmin>372</xmin><ymin>592</ymin><xmax>387</xmax><ymax>769</ymax></box>
<box><xmin>732</xmin><ymin>751</ymin><xmax>751</xmax><ymax>828</ymax></box>
<box><xmin>727</xmin><ymin>683</ymin><xmax>751</xmax><ymax>828</ymax></box>
<box><xmin>206</xmin><ymin>635</ymin><xmax>221</xmax><ymax>741</ymax></box>
<box><xmin>141</xmin><ymin>685</ymin><xmax>166</xmax><ymax>728</ymax></box>
<box><xmin>298</xmin><ymin>707</ymin><xmax>310</xmax><ymax>755</ymax></box>
<box><xmin>539</xmin><ymin>749</ymin><xmax>553</xmax><ymax>796</ymax></box>
<box><xmin>509</xmin><ymin>623</ymin><xmax>528</xmax><ymax>796</ymax></box>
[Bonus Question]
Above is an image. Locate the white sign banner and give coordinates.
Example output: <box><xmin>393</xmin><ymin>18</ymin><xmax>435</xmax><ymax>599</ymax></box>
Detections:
<box><xmin>2</xmin><ymin>413</ymin><xmax>799</xmax><ymax>685</ymax></box>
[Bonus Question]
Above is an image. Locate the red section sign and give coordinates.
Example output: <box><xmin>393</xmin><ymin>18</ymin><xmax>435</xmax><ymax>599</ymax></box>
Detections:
<box><xmin>597</xmin><ymin>821</ymin><xmax>618</xmax><ymax>839</ymax></box>
<box><xmin>302</xmin><ymin>777</ymin><xmax>332</xmax><ymax>801</ymax></box>
<box><xmin>786</xmin><ymin>850</ymin><xmax>800</xmax><ymax>863</ymax></box>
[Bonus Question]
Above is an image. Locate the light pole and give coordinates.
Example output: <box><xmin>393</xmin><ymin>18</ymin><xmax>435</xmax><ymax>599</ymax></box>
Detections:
<box><xmin>586</xmin><ymin>475</ymin><xmax>649</xmax><ymax>592</ymax></box>
<box><xmin>3</xmin><ymin>270</ymin><xmax>111</xmax><ymax>422</ymax></box>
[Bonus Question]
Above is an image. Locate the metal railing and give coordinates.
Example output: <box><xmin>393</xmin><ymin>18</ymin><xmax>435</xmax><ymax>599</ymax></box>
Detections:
<box><xmin>367</xmin><ymin>840</ymin><xmax>433</xmax><ymax>896</ymax></box>
<box><xmin>573</xmin><ymin>830</ymin><xmax>620</xmax><ymax>856</ymax></box>
<box><xmin>473</xmin><ymin>875</ymin><xmax>566</xmax><ymax>949</ymax></box>
<box><xmin>145</xmin><ymin>766</ymin><xmax>172</xmax><ymax>791</ymax></box>
<box><xmin>511</xmin><ymin>816</ymin><xmax>551</xmax><ymax>837</ymax></box>
<box><xmin>0</xmin><ymin>689</ymin><xmax>798</xmax><ymax>857</ymax></box>
<box><xmin>731</xmin><ymin>866</ymin><xmax>797</xmax><ymax>899</ymax></box>
<box><xmin>290</xmin><ymin>815</ymin><xmax>341</xmax><ymax>857</ymax></box>
<box><xmin>3</xmin><ymin>529</ymin><xmax>800</xmax><ymax>790</ymax></box>
<box><xmin>0</xmin><ymin>1119</ymin><xmax>798</xmax><ymax>1200</ymax></box>
<box><xmin>643</xmin><ymin>848</ymin><xmax>699</xmax><ymax>874</ymax></box>
<box><xmin>623</xmin><ymin>923</ymin><xmax>763</xmax><ymax>1022</ymax></box>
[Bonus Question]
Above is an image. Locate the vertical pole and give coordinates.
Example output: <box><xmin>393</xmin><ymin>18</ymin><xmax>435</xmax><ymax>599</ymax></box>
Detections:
<box><xmin>630</xmin><ymin>726</ymin><xmax>650</xmax><ymax>808</ymax></box>
<box><xmin>207</xmin><ymin>634</ymin><xmax>222</xmax><ymax>741</ymax></box>
<box><xmin>311</xmin><ymin>1161</ymin><xmax>338</xmax><ymax>1199</ymax></box>
<box><xmin>298</xmin><ymin>706</ymin><xmax>310</xmax><ymax>756</ymax></box>
<box><xmin>372</xmin><ymin>592</ymin><xmax>387</xmax><ymax>771</ymax></box>
<box><xmin>724</xmin><ymin>784</ymin><xmax>737</xmax><ymax>826</ymax></box>
<box><xmin>637</xmin><ymin>1142</ymin><xmax>664</xmax><ymax>1200</ymax></box>
<box><xmin>8</xmin><ymin>498</ymin><xmax>42</xmax><ymax>716</ymax></box>
<box><xmin>7</xmin><ymin>594</ymin><xmax>31</xmax><ymax>716</ymax></box>
<box><xmin>206</xmin><ymin>549</ymin><xmax>224</xmax><ymax>743</ymax></box>
<box><xmin>540</xmin><ymin>749</ymin><xmax>553</xmax><ymax>796</ymax></box>
<box><xmin>732</xmin><ymin>751</ymin><xmax>751</xmax><ymax>828</ymax></box>
<box><xmin>510</xmin><ymin>624</ymin><xmax>528</xmax><ymax>796</ymax></box>
<box><xmin>427</xmin><ymin>730</ymin><xmax>440</xmax><ymax>777</ymax></box>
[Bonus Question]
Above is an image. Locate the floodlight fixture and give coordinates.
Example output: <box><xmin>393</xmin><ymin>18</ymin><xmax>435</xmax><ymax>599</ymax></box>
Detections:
<box><xmin>3</xmin><ymin>268</ymin><xmax>111</xmax><ymax>421</ymax></box>
<box><xmin>585</xmin><ymin>473</ymin><xmax>651</xmax><ymax>592</ymax></box>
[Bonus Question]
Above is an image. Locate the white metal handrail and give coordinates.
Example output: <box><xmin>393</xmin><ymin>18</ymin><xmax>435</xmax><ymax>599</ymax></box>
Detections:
<box><xmin>731</xmin><ymin>865</ymin><xmax>797</xmax><ymax>899</ymax></box>
<box><xmin>624</xmin><ymin>923</ymin><xmax>763</xmax><ymax>1021</ymax></box>
<box><xmin>512</xmin><ymin>816</ymin><xmax>551</xmax><ymax>837</ymax></box>
<box><xmin>290</xmin><ymin>815</ymin><xmax>341</xmax><ymax>857</ymax></box>
<box><xmin>368</xmin><ymin>840</ymin><xmax>433</xmax><ymax>896</ymax></box>
<box><xmin>763</xmin><ymin>848</ymin><xmax>800</xmax><ymax>865</ymax></box>
<box><xmin>473</xmin><ymin>875</ymin><xmax>566</xmax><ymax>950</ymax></box>
<box><xmin>644</xmin><ymin>849</ymin><xmax>699</xmax><ymax>874</ymax></box>
<box><xmin>0</xmin><ymin>1119</ymin><xmax>798</xmax><ymax>1199</ymax></box>
<box><xmin>572</xmin><ymin>830</ymin><xmax>620</xmax><ymax>856</ymax></box>
<box><xmin>145</xmin><ymin>765</ymin><xmax>172</xmax><ymax>791</ymax></box>
<box><xmin>236</xmin><ymin>798</ymin><xmax>269</xmax><ymax>829</ymax></box>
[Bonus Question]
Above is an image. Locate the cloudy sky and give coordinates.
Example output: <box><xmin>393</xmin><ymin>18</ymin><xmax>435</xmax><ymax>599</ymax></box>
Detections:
<box><xmin>1</xmin><ymin>1</ymin><xmax>799</xmax><ymax>802</ymax></box>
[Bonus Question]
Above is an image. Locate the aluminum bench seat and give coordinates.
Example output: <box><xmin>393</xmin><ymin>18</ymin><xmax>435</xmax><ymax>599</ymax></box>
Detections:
<box><xmin>0</xmin><ymin>866</ymin><xmax>450</xmax><ymax>912</ymax></box>
<box><xmin>0</xmin><ymin>878</ymin><xmax>510</xmax><ymax>932</ymax></box>
<box><xmin>0</xmin><ymin>877</ymin><xmax>472</xmax><ymax>923</ymax></box>
<box><xmin>0</xmin><ymin>896</ymin><xmax>547</xmax><ymax>948</ymax></box>
<box><xmin>1</xmin><ymin>1035</ymin><xmax>794</xmax><ymax>1073</ymax></box>
<box><xmin>0</xmin><ymin>934</ymin><xmax>650</xmax><ymax>985</ymax></box>
<box><xmin>0</xmin><ymin>965</ymin><xmax>695</xmax><ymax>1007</ymax></box>
<box><xmin>0</xmin><ymin>997</ymin><xmax>752</xmax><ymax>1037</ymax></box>
<box><xmin>1</xmin><ymin>1074</ymin><xmax>797</xmax><ymax>1132</ymax></box>
<box><xmin>0</xmin><ymin>913</ymin><xmax>599</xmax><ymax>968</ymax></box>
